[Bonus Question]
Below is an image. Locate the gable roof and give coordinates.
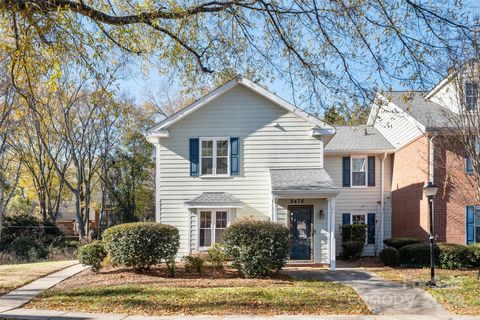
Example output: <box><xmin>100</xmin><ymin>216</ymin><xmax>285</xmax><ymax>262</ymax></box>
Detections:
<box><xmin>324</xmin><ymin>125</ymin><xmax>394</xmax><ymax>153</ymax></box>
<box><xmin>383</xmin><ymin>91</ymin><xmax>456</xmax><ymax>129</ymax></box>
<box><xmin>147</xmin><ymin>77</ymin><xmax>333</xmax><ymax>134</ymax></box>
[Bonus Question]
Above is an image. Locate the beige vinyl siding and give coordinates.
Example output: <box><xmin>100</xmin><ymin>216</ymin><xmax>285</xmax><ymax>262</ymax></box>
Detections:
<box><xmin>277</xmin><ymin>199</ymin><xmax>329</xmax><ymax>263</ymax></box>
<box><xmin>158</xmin><ymin>85</ymin><xmax>323</xmax><ymax>257</ymax></box>
<box><xmin>324</xmin><ymin>154</ymin><xmax>393</xmax><ymax>256</ymax></box>
<box><xmin>370</xmin><ymin>102</ymin><xmax>423</xmax><ymax>149</ymax></box>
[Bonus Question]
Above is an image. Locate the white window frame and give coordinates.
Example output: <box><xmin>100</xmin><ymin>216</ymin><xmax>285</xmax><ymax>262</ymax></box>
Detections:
<box><xmin>351</xmin><ymin>155</ymin><xmax>368</xmax><ymax>188</ymax></box>
<box><xmin>465</xmin><ymin>81</ymin><xmax>478</xmax><ymax>112</ymax></box>
<box><xmin>198</xmin><ymin>209</ymin><xmax>230</xmax><ymax>250</ymax></box>
<box><xmin>199</xmin><ymin>137</ymin><xmax>230</xmax><ymax>177</ymax></box>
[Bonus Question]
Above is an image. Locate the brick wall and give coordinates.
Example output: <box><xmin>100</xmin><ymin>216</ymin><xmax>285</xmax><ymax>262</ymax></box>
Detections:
<box><xmin>391</xmin><ymin>135</ymin><xmax>430</xmax><ymax>241</ymax></box>
<box><xmin>432</xmin><ymin>135</ymin><xmax>476</xmax><ymax>244</ymax></box>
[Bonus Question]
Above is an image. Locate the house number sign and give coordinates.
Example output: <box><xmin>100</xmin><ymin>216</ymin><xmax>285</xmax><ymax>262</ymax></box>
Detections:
<box><xmin>289</xmin><ymin>199</ymin><xmax>305</xmax><ymax>204</ymax></box>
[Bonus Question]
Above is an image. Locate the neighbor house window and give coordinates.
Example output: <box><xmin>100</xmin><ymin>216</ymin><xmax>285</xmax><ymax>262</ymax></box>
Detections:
<box><xmin>201</xmin><ymin>138</ymin><xmax>229</xmax><ymax>175</ymax></box>
<box><xmin>199</xmin><ymin>210</ymin><xmax>228</xmax><ymax>248</ymax></box>
<box><xmin>351</xmin><ymin>156</ymin><xmax>367</xmax><ymax>187</ymax></box>
<box><xmin>465</xmin><ymin>82</ymin><xmax>478</xmax><ymax>111</ymax></box>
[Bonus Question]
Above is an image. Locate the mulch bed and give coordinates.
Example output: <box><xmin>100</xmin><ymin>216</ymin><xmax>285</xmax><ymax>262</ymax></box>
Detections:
<box><xmin>53</xmin><ymin>264</ymin><xmax>293</xmax><ymax>291</ymax></box>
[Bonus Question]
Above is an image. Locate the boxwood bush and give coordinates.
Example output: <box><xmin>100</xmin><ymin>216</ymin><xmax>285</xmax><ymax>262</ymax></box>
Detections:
<box><xmin>223</xmin><ymin>220</ymin><xmax>289</xmax><ymax>278</ymax></box>
<box><xmin>103</xmin><ymin>222</ymin><xmax>179</xmax><ymax>270</ymax></box>
<box><xmin>341</xmin><ymin>241</ymin><xmax>364</xmax><ymax>261</ymax></box>
<box><xmin>438</xmin><ymin>243</ymin><xmax>477</xmax><ymax>269</ymax></box>
<box><xmin>383</xmin><ymin>238</ymin><xmax>422</xmax><ymax>250</ymax></box>
<box><xmin>78</xmin><ymin>242</ymin><xmax>107</xmax><ymax>272</ymax></box>
<box><xmin>399</xmin><ymin>243</ymin><xmax>439</xmax><ymax>267</ymax></box>
<box><xmin>341</xmin><ymin>224</ymin><xmax>367</xmax><ymax>243</ymax></box>
<box><xmin>379</xmin><ymin>247</ymin><xmax>400</xmax><ymax>266</ymax></box>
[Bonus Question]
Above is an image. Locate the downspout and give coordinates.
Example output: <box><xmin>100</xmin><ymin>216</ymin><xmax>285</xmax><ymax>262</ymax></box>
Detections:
<box><xmin>380</xmin><ymin>153</ymin><xmax>387</xmax><ymax>251</ymax></box>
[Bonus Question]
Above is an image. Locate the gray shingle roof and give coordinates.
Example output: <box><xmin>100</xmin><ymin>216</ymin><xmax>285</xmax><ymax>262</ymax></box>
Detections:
<box><xmin>384</xmin><ymin>91</ymin><xmax>456</xmax><ymax>129</ymax></box>
<box><xmin>184</xmin><ymin>192</ymin><xmax>244</xmax><ymax>208</ymax></box>
<box><xmin>270</xmin><ymin>168</ymin><xmax>339</xmax><ymax>194</ymax></box>
<box><xmin>324</xmin><ymin>126</ymin><xmax>394</xmax><ymax>152</ymax></box>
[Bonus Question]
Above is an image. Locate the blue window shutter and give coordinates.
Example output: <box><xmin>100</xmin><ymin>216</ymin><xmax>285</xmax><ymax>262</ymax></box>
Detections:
<box><xmin>342</xmin><ymin>157</ymin><xmax>351</xmax><ymax>187</ymax></box>
<box><xmin>367</xmin><ymin>213</ymin><xmax>376</xmax><ymax>244</ymax></box>
<box><xmin>342</xmin><ymin>213</ymin><xmax>351</xmax><ymax>225</ymax></box>
<box><xmin>368</xmin><ymin>156</ymin><xmax>376</xmax><ymax>186</ymax></box>
<box><xmin>230</xmin><ymin>137</ymin><xmax>239</xmax><ymax>176</ymax></box>
<box><xmin>189</xmin><ymin>138</ymin><xmax>199</xmax><ymax>176</ymax></box>
<box><xmin>466</xmin><ymin>156</ymin><xmax>474</xmax><ymax>176</ymax></box>
<box><xmin>466</xmin><ymin>206</ymin><xmax>475</xmax><ymax>244</ymax></box>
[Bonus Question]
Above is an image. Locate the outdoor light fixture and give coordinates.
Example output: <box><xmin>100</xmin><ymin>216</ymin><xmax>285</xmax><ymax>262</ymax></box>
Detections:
<box><xmin>319</xmin><ymin>210</ymin><xmax>325</xmax><ymax>219</ymax></box>
<box><xmin>423</xmin><ymin>181</ymin><xmax>439</xmax><ymax>287</ymax></box>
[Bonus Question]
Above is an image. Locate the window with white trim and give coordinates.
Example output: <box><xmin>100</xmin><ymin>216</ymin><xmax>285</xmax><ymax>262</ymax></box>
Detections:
<box><xmin>201</xmin><ymin>138</ymin><xmax>229</xmax><ymax>175</ymax></box>
<box><xmin>465</xmin><ymin>82</ymin><xmax>478</xmax><ymax>111</ymax></box>
<box><xmin>352</xmin><ymin>214</ymin><xmax>366</xmax><ymax>225</ymax></box>
<box><xmin>351</xmin><ymin>156</ymin><xmax>367</xmax><ymax>187</ymax></box>
<box><xmin>199</xmin><ymin>210</ymin><xmax>228</xmax><ymax>248</ymax></box>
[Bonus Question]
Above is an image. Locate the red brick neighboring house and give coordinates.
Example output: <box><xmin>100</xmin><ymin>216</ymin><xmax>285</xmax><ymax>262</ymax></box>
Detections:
<box><xmin>369</xmin><ymin>83</ymin><xmax>479</xmax><ymax>245</ymax></box>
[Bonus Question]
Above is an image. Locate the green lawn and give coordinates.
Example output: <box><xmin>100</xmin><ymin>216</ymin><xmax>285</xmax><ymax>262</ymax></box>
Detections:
<box><xmin>0</xmin><ymin>260</ymin><xmax>77</xmax><ymax>295</ymax></box>
<box><xmin>28</xmin><ymin>280</ymin><xmax>369</xmax><ymax>315</ymax></box>
<box><xmin>372</xmin><ymin>267</ymin><xmax>480</xmax><ymax>315</ymax></box>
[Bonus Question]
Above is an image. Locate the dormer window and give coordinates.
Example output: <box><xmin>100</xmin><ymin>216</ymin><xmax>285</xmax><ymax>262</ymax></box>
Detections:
<box><xmin>465</xmin><ymin>82</ymin><xmax>478</xmax><ymax>111</ymax></box>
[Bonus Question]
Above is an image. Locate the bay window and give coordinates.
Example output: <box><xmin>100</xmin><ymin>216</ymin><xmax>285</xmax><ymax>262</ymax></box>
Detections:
<box><xmin>199</xmin><ymin>210</ymin><xmax>228</xmax><ymax>248</ymax></box>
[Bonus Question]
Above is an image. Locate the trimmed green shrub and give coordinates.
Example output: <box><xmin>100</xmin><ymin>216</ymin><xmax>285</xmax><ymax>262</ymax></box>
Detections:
<box><xmin>469</xmin><ymin>243</ymin><xmax>480</xmax><ymax>266</ymax></box>
<box><xmin>183</xmin><ymin>255</ymin><xmax>204</xmax><ymax>273</ymax></box>
<box><xmin>341</xmin><ymin>224</ymin><xmax>367</xmax><ymax>243</ymax></box>
<box><xmin>379</xmin><ymin>247</ymin><xmax>400</xmax><ymax>266</ymax></box>
<box><xmin>103</xmin><ymin>222</ymin><xmax>179</xmax><ymax>270</ymax></box>
<box><xmin>341</xmin><ymin>241</ymin><xmax>364</xmax><ymax>260</ymax></box>
<box><xmin>78</xmin><ymin>242</ymin><xmax>107</xmax><ymax>273</ymax></box>
<box><xmin>208</xmin><ymin>243</ymin><xmax>228</xmax><ymax>270</ymax></box>
<box><xmin>223</xmin><ymin>220</ymin><xmax>289</xmax><ymax>278</ymax></box>
<box><xmin>383</xmin><ymin>238</ymin><xmax>422</xmax><ymax>250</ymax></box>
<box><xmin>438</xmin><ymin>243</ymin><xmax>476</xmax><ymax>269</ymax></box>
<box><xmin>399</xmin><ymin>243</ymin><xmax>439</xmax><ymax>267</ymax></box>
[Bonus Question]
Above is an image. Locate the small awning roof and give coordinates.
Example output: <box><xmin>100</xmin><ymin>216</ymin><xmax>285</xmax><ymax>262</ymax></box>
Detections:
<box><xmin>185</xmin><ymin>192</ymin><xmax>244</xmax><ymax>208</ymax></box>
<box><xmin>270</xmin><ymin>168</ymin><xmax>340</xmax><ymax>196</ymax></box>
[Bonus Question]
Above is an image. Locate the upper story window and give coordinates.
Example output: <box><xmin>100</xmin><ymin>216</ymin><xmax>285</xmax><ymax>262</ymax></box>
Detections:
<box><xmin>351</xmin><ymin>156</ymin><xmax>367</xmax><ymax>187</ymax></box>
<box><xmin>465</xmin><ymin>81</ymin><xmax>478</xmax><ymax>111</ymax></box>
<box><xmin>201</xmin><ymin>138</ymin><xmax>229</xmax><ymax>176</ymax></box>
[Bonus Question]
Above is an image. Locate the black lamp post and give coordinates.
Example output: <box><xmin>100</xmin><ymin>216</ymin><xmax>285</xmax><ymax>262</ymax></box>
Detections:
<box><xmin>423</xmin><ymin>182</ymin><xmax>439</xmax><ymax>287</ymax></box>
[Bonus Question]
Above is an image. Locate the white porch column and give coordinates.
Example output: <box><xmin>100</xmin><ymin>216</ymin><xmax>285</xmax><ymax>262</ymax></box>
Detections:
<box><xmin>328</xmin><ymin>197</ymin><xmax>336</xmax><ymax>271</ymax></box>
<box><xmin>271</xmin><ymin>195</ymin><xmax>278</xmax><ymax>222</ymax></box>
<box><xmin>155</xmin><ymin>143</ymin><xmax>161</xmax><ymax>223</ymax></box>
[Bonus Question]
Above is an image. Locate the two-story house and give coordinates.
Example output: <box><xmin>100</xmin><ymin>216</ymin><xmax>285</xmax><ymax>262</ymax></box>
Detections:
<box><xmin>146</xmin><ymin>77</ymin><xmax>394</xmax><ymax>269</ymax></box>
<box><xmin>369</xmin><ymin>72</ymin><xmax>479</xmax><ymax>245</ymax></box>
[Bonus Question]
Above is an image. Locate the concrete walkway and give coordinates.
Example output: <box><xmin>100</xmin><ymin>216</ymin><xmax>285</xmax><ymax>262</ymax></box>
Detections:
<box><xmin>0</xmin><ymin>263</ymin><xmax>88</xmax><ymax>312</ymax></box>
<box><xmin>283</xmin><ymin>268</ymin><xmax>453</xmax><ymax>319</ymax></box>
<box><xmin>0</xmin><ymin>309</ymin><xmax>477</xmax><ymax>320</ymax></box>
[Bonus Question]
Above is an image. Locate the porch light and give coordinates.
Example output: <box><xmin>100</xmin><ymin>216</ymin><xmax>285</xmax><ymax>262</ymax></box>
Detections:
<box><xmin>319</xmin><ymin>210</ymin><xmax>325</xmax><ymax>219</ymax></box>
<box><xmin>423</xmin><ymin>182</ymin><xmax>439</xmax><ymax>199</ymax></box>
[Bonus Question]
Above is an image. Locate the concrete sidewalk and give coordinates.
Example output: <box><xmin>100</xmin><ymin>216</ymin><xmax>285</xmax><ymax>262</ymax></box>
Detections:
<box><xmin>283</xmin><ymin>268</ymin><xmax>453</xmax><ymax>318</ymax></box>
<box><xmin>0</xmin><ymin>263</ymin><xmax>88</xmax><ymax>312</ymax></box>
<box><xmin>0</xmin><ymin>309</ymin><xmax>478</xmax><ymax>320</ymax></box>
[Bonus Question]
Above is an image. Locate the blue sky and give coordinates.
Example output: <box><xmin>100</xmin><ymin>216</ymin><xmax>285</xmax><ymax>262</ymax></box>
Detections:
<box><xmin>117</xmin><ymin>1</ymin><xmax>480</xmax><ymax>112</ymax></box>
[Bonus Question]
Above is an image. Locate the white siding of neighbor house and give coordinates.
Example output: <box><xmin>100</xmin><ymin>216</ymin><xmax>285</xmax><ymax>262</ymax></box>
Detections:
<box><xmin>277</xmin><ymin>199</ymin><xmax>329</xmax><ymax>263</ymax></box>
<box><xmin>369</xmin><ymin>102</ymin><xmax>423</xmax><ymax>149</ymax></box>
<box><xmin>428</xmin><ymin>80</ymin><xmax>462</xmax><ymax>114</ymax></box>
<box><xmin>324</xmin><ymin>154</ymin><xmax>393</xmax><ymax>256</ymax></box>
<box><xmin>157</xmin><ymin>85</ymin><xmax>324</xmax><ymax>257</ymax></box>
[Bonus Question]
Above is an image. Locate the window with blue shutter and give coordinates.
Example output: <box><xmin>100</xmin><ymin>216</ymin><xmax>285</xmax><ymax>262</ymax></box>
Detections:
<box><xmin>342</xmin><ymin>213</ymin><xmax>351</xmax><ymax>225</ymax></box>
<box><xmin>368</xmin><ymin>156</ymin><xmax>376</xmax><ymax>186</ymax></box>
<box><xmin>466</xmin><ymin>206</ymin><xmax>476</xmax><ymax>245</ymax></box>
<box><xmin>189</xmin><ymin>138</ymin><xmax>199</xmax><ymax>176</ymax></box>
<box><xmin>367</xmin><ymin>213</ymin><xmax>375</xmax><ymax>244</ymax></box>
<box><xmin>466</xmin><ymin>156</ymin><xmax>474</xmax><ymax>176</ymax></box>
<box><xmin>342</xmin><ymin>157</ymin><xmax>351</xmax><ymax>187</ymax></box>
<box><xmin>230</xmin><ymin>137</ymin><xmax>239</xmax><ymax>176</ymax></box>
